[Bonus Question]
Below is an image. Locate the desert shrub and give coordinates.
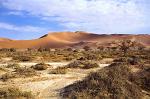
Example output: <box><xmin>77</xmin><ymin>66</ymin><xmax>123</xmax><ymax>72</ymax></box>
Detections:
<box><xmin>0</xmin><ymin>87</ymin><xmax>32</xmax><ymax>98</ymax></box>
<box><xmin>65</xmin><ymin>56</ymin><xmax>75</xmax><ymax>61</ymax></box>
<box><xmin>0</xmin><ymin>72</ymin><xmax>15</xmax><ymax>81</ymax></box>
<box><xmin>130</xmin><ymin>66</ymin><xmax>150</xmax><ymax>91</ymax></box>
<box><xmin>14</xmin><ymin>67</ymin><xmax>37</xmax><ymax>77</ymax></box>
<box><xmin>49</xmin><ymin>67</ymin><xmax>67</xmax><ymax>74</ymax></box>
<box><xmin>6</xmin><ymin>63</ymin><xmax>20</xmax><ymax>69</ymax></box>
<box><xmin>0</xmin><ymin>67</ymin><xmax>7</xmax><ymax>72</ymax></box>
<box><xmin>79</xmin><ymin>53</ymin><xmax>102</xmax><ymax>61</ymax></box>
<box><xmin>129</xmin><ymin>56</ymin><xmax>141</xmax><ymax>65</ymax></box>
<box><xmin>31</xmin><ymin>63</ymin><xmax>49</xmax><ymax>70</ymax></box>
<box><xmin>60</xmin><ymin>62</ymin><xmax>143</xmax><ymax>99</ymax></box>
<box><xmin>0</xmin><ymin>67</ymin><xmax>37</xmax><ymax>81</ymax></box>
<box><xmin>67</xmin><ymin>60</ymin><xmax>99</xmax><ymax>69</ymax></box>
<box><xmin>13</xmin><ymin>55</ymin><xmax>33</xmax><ymax>62</ymax></box>
<box><xmin>113</xmin><ymin>56</ymin><xmax>141</xmax><ymax>65</ymax></box>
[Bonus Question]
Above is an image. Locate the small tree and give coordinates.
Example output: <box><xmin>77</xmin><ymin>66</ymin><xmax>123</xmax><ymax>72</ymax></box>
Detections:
<box><xmin>118</xmin><ymin>40</ymin><xmax>135</xmax><ymax>56</ymax></box>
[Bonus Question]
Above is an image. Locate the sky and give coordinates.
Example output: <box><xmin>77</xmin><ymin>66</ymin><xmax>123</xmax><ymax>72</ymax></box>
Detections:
<box><xmin>0</xmin><ymin>0</ymin><xmax>150</xmax><ymax>40</ymax></box>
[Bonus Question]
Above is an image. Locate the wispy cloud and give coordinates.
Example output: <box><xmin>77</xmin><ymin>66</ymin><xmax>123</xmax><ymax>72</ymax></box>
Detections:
<box><xmin>0</xmin><ymin>22</ymin><xmax>49</xmax><ymax>33</ymax></box>
<box><xmin>1</xmin><ymin>0</ymin><xmax>150</xmax><ymax>33</ymax></box>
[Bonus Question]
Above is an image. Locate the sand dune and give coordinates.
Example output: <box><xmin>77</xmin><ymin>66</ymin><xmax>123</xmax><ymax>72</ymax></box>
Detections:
<box><xmin>0</xmin><ymin>31</ymin><xmax>150</xmax><ymax>48</ymax></box>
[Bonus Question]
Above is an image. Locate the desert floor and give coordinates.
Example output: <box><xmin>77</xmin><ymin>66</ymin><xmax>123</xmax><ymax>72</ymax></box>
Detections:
<box><xmin>0</xmin><ymin>62</ymin><xmax>109</xmax><ymax>99</ymax></box>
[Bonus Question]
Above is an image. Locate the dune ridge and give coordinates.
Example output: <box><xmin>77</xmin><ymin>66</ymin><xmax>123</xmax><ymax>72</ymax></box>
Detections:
<box><xmin>0</xmin><ymin>31</ymin><xmax>150</xmax><ymax>49</ymax></box>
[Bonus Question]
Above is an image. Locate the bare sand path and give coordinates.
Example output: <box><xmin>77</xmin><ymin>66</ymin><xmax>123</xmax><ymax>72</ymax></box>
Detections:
<box><xmin>36</xmin><ymin>64</ymin><xmax>109</xmax><ymax>99</ymax></box>
<box><xmin>0</xmin><ymin>62</ymin><xmax>109</xmax><ymax>99</ymax></box>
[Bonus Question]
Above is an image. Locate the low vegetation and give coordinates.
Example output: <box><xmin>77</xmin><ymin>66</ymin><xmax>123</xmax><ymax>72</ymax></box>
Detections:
<box><xmin>12</xmin><ymin>55</ymin><xmax>34</xmax><ymax>62</ymax></box>
<box><xmin>0</xmin><ymin>86</ymin><xmax>32</xmax><ymax>98</ymax></box>
<box><xmin>0</xmin><ymin>40</ymin><xmax>149</xmax><ymax>98</ymax></box>
<box><xmin>6</xmin><ymin>63</ymin><xmax>20</xmax><ymax>69</ymax></box>
<box><xmin>0</xmin><ymin>72</ymin><xmax>15</xmax><ymax>81</ymax></box>
<box><xmin>60</xmin><ymin>62</ymin><xmax>147</xmax><ymax>99</ymax></box>
<box><xmin>49</xmin><ymin>67</ymin><xmax>67</xmax><ymax>74</ymax></box>
<box><xmin>113</xmin><ymin>56</ymin><xmax>141</xmax><ymax>65</ymax></box>
<box><xmin>130</xmin><ymin>65</ymin><xmax>150</xmax><ymax>91</ymax></box>
<box><xmin>0</xmin><ymin>67</ymin><xmax>37</xmax><ymax>81</ymax></box>
<box><xmin>14</xmin><ymin>67</ymin><xmax>37</xmax><ymax>77</ymax></box>
<box><xmin>31</xmin><ymin>63</ymin><xmax>49</xmax><ymax>70</ymax></box>
<box><xmin>66</xmin><ymin>60</ymin><xmax>99</xmax><ymax>69</ymax></box>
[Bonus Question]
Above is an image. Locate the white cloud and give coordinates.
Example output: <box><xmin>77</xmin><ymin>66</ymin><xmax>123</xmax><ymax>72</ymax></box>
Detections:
<box><xmin>0</xmin><ymin>22</ymin><xmax>48</xmax><ymax>33</ymax></box>
<box><xmin>7</xmin><ymin>11</ymin><xmax>24</xmax><ymax>16</ymax></box>
<box><xmin>1</xmin><ymin>0</ymin><xmax>148</xmax><ymax>33</ymax></box>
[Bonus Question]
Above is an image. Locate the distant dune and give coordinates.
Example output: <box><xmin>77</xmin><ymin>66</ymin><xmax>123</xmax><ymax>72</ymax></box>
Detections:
<box><xmin>0</xmin><ymin>31</ymin><xmax>150</xmax><ymax>49</ymax></box>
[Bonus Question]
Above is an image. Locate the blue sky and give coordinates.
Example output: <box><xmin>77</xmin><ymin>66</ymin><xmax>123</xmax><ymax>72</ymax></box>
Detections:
<box><xmin>0</xmin><ymin>0</ymin><xmax>150</xmax><ymax>40</ymax></box>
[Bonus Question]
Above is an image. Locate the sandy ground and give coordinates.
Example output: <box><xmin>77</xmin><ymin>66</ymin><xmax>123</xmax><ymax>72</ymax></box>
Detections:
<box><xmin>0</xmin><ymin>62</ymin><xmax>109</xmax><ymax>99</ymax></box>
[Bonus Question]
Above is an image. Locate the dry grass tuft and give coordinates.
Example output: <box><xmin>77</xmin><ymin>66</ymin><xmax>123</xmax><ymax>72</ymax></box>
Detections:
<box><xmin>67</xmin><ymin>60</ymin><xmax>99</xmax><ymax>69</ymax></box>
<box><xmin>0</xmin><ymin>86</ymin><xmax>32</xmax><ymax>98</ymax></box>
<box><xmin>49</xmin><ymin>67</ymin><xmax>67</xmax><ymax>74</ymax></box>
<box><xmin>6</xmin><ymin>63</ymin><xmax>20</xmax><ymax>69</ymax></box>
<box><xmin>0</xmin><ymin>67</ymin><xmax>37</xmax><ymax>81</ymax></box>
<box><xmin>31</xmin><ymin>63</ymin><xmax>50</xmax><ymax>70</ymax></box>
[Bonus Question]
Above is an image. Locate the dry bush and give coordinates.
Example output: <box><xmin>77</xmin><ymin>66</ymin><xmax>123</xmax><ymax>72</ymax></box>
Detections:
<box><xmin>113</xmin><ymin>56</ymin><xmax>141</xmax><ymax>65</ymax></box>
<box><xmin>130</xmin><ymin>66</ymin><xmax>150</xmax><ymax>91</ymax></box>
<box><xmin>6</xmin><ymin>63</ymin><xmax>20</xmax><ymax>69</ymax></box>
<box><xmin>0</xmin><ymin>87</ymin><xmax>32</xmax><ymax>98</ymax></box>
<box><xmin>67</xmin><ymin>60</ymin><xmax>99</xmax><ymax>69</ymax></box>
<box><xmin>60</xmin><ymin>62</ymin><xmax>144</xmax><ymax>99</ymax></box>
<box><xmin>0</xmin><ymin>72</ymin><xmax>15</xmax><ymax>81</ymax></box>
<box><xmin>79</xmin><ymin>53</ymin><xmax>102</xmax><ymax>61</ymax></box>
<box><xmin>0</xmin><ymin>67</ymin><xmax>7</xmax><ymax>72</ymax></box>
<box><xmin>31</xmin><ymin>63</ymin><xmax>49</xmax><ymax>70</ymax></box>
<box><xmin>49</xmin><ymin>67</ymin><xmax>67</xmax><ymax>74</ymax></box>
<box><xmin>14</xmin><ymin>67</ymin><xmax>37</xmax><ymax>77</ymax></box>
<box><xmin>13</xmin><ymin>55</ymin><xmax>33</xmax><ymax>62</ymax></box>
<box><xmin>0</xmin><ymin>67</ymin><xmax>37</xmax><ymax>81</ymax></box>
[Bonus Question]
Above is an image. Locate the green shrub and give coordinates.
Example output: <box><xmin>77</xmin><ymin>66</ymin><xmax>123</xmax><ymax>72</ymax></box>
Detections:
<box><xmin>31</xmin><ymin>63</ymin><xmax>49</xmax><ymax>70</ymax></box>
<box><xmin>67</xmin><ymin>60</ymin><xmax>99</xmax><ymax>69</ymax></box>
<box><xmin>49</xmin><ymin>67</ymin><xmax>67</xmax><ymax>74</ymax></box>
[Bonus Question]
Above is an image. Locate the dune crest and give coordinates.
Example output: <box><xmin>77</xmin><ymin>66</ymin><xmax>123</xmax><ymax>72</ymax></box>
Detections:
<box><xmin>0</xmin><ymin>31</ymin><xmax>150</xmax><ymax>49</ymax></box>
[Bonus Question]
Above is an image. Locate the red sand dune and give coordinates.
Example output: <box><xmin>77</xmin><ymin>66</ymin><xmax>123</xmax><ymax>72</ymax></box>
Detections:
<box><xmin>0</xmin><ymin>31</ymin><xmax>150</xmax><ymax>49</ymax></box>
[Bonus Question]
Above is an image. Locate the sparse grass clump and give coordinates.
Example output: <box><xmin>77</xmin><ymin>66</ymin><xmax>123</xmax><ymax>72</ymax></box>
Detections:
<box><xmin>67</xmin><ymin>60</ymin><xmax>99</xmax><ymax>69</ymax></box>
<box><xmin>13</xmin><ymin>55</ymin><xmax>33</xmax><ymax>62</ymax></box>
<box><xmin>80</xmin><ymin>53</ymin><xmax>103</xmax><ymax>61</ymax></box>
<box><xmin>60</xmin><ymin>62</ymin><xmax>144</xmax><ymax>99</ymax></box>
<box><xmin>14</xmin><ymin>67</ymin><xmax>37</xmax><ymax>77</ymax></box>
<box><xmin>6</xmin><ymin>63</ymin><xmax>20</xmax><ymax>69</ymax></box>
<box><xmin>0</xmin><ymin>67</ymin><xmax>37</xmax><ymax>81</ymax></box>
<box><xmin>0</xmin><ymin>67</ymin><xmax>7</xmax><ymax>72</ymax></box>
<box><xmin>113</xmin><ymin>56</ymin><xmax>141</xmax><ymax>65</ymax></box>
<box><xmin>0</xmin><ymin>87</ymin><xmax>32</xmax><ymax>98</ymax></box>
<box><xmin>0</xmin><ymin>72</ymin><xmax>15</xmax><ymax>81</ymax></box>
<box><xmin>49</xmin><ymin>67</ymin><xmax>67</xmax><ymax>74</ymax></box>
<box><xmin>31</xmin><ymin>63</ymin><xmax>49</xmax><ymax>70</ymax></box>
